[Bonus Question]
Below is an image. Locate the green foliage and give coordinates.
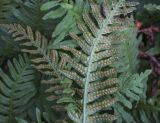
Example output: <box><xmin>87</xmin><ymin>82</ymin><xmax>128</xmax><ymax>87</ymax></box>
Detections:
<box><xmin>41</xmin><ymin>0</ymin><xmax>89</xmax><ymax>49</ymax></box>
<box><xmin>0</xmin><ymin>0</ymin><xmax>15</xmax><ymax>23</ymax></box>
<box><xmin>0</xmin><ymin>0</ymin><xmax>19</xmax><ymax>61</ymax></box>
<box><xmin>16</xmin><ymin>107</ymin><xmax>70</xmax><ymax>123</ymax></box>
<box><xmin>16</xmin><ymin>108</ymin><xmax>48</xmax><ymax>123</ymax></box>
<box><xmin>144</xmin><ymin>4</ymin><xmax>160</xmax><ymax>11</ymax></box>
<box><xmin>112</xmin><ymin>21</ymin><xmax>151</xmax><ymax>123</ymax></box>
<box><xmin>11</xmin><ymin>0</ymin><xmax>54</xmax><ymax>37</ymax></box>
<box><xmin>136</xmin><ymin>3</ymin><xmax>160</xmax><ymax>25</ymax></box>
<box><xmin>115</xmin><ymin>70</ymin><xmax>151</xmax><ymax>123</ymax></box>
<box><xmin>132</xmin><ymin>98</ymin><xmax>160</xmax><ymax>123</ymax></box>
<box><xmin>0</xmin><ymin>28</ymin><xmax>20</xmax><ymax>57</ymax></box>
<box><xmin>0</xmin><ymin>54</ymin><xmax>37</xmax><ymax>123</ymax></box>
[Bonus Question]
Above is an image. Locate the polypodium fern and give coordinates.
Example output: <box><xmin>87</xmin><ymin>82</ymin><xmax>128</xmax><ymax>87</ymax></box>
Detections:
<box><xmin>0</xmin><ymin>54</ymin><xmax>37</xmax><ymax>123</ymax></box>
<box><xmin>57</xmin><ymin>0</ymin><xmax>140</xmax><ymax>122</ymax></box>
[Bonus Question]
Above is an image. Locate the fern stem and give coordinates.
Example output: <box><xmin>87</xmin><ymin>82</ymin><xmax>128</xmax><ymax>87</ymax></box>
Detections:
<box><xmin>83</xmin><ymin>39</ymin><xmax>97</xmax><ymax>123</ymax></box>
<box><xmin>82</xmin><ymin>1</ymin><xmax>125</xmax><ymax>122</ymax></box>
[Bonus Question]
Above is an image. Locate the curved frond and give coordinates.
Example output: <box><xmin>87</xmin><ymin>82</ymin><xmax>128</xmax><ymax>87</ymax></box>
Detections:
<box><xmin>58</xmin><ymin>0</ymin><xmax>139</xmax><ymax>122</ymax></box>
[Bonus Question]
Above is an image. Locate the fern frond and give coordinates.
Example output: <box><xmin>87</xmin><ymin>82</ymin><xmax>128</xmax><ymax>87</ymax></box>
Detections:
<box><xmin>0</xmin><ymin>24</ymin><xmax>64</xmax><ymax>77</ymax></box>
<box><xmin>115</xmin><ymin>70</ymin><xmax>151</xmax><ymax>123</ymax></box>
<box><xmin>58</xmin><ymin>0</ymin><xmax>139</xmax><ymax>122</ymax></box>
<box><xmin>112</xmin><ymin>10</ymin><xmax>151</xmax><ymax>123</ymax></box>
<box><xmin>0</xmin><ymin>54</ymin><xmax>37</xmax><ymax>123</ymax></box>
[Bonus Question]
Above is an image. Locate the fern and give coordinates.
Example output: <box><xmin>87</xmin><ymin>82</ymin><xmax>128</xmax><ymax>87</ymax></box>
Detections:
<box><xmin>55</xmin><ymin>0</ymin><xmax>143</xmax><ymax>123</ymax></box>
<box><xmin>115</xmin><ymin>71</ymin><xmax>151</xmax><ymax>123</ymax></box>
<box><xmin>0</xmin><ymin>54</ymin><xmax>37</xmax><ymax>123</ymax></box>
<box><xmin>0</xmin><ymin>24</ymin><xmax>63</xmax><ymax>76</ymax></box>
<box><xmin>112</xmin><ymin>10</ymin><xmax>151</xmax><ymax>123</ymax></box>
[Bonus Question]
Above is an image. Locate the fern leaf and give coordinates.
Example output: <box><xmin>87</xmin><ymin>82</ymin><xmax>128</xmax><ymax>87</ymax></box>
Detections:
<box><xmin>58</xmin><ymin>0</ymin><xmax>138</xmax><ymax>122</ymax></box>
<box><xmin>112</xmin><ymin>9</ymin><xmax>151</xmax><ymax>123</ymax></box>
<box><xmin>0</xmin><ymin>54</ymin><xmax>37</xmax><ymax>123</ymax></box>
